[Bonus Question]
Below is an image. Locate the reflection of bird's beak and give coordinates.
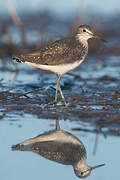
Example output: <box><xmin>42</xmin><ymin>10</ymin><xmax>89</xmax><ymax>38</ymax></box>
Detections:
<box><xmin>91</xmin><ymin>163</ymin><xmax>105</xmax><ymax>171</ymax></box>
<box><xmin>83</xmin><ymin>163</ymin><xmax>105</xmax><ymax>175</ymax></box>
<box><xmin>93</xmin><ymin>34</ymin><xmax>107</xmax><ymax>42</ymax></box>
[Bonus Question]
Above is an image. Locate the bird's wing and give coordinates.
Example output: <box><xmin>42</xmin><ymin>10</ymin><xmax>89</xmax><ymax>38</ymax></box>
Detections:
<box><xmin>23</xmin><ymin>140</ymin><xmax>86</xmax><ymax>165</ymax></box>
<box><xmin>13</xmin><ymin>37</ymin><xmax>84</xmax><ymax>65</ymax></box>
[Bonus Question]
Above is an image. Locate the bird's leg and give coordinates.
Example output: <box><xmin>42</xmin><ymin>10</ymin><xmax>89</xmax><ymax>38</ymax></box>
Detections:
<box><xmin>54</xmin><ymin>74</ymin><xmax>59</xmax><ymax>104</ymax></box>
<box><xmin>57</xmin><ymin>75</ymin><xmax>65</xmax><ymax>103</ymax></box>
<box><xmin>54</xmin><ymin>74</ymin><xmax>65</xmax><ymax>104</ymax></box>
<box><xmin>56</xmin><ymin>120</ymin><xmax>60</xmax><ymax>130</ymax></box>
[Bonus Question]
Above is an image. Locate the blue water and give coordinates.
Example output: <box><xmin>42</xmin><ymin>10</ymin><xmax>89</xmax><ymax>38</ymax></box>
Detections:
<box><xmin>1</xmin><ymin>0</ymin><xmax>120</xmax><ymax>16</ymax></box>
<box><xmin>0</xmin><ymin>116</ymin><xmax>120</xmax><ymax>180</ymax></box>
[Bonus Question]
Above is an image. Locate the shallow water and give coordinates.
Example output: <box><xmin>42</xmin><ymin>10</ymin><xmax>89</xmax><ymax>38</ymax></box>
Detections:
<box><xmin>0</xmin><ymin>116</ymin><xmax>120</xmax><ymax>180</ymax></box>
<box><xmin>1</xmin><ymin>0</ymin><xmax>120</xmax><ymax>16</ymax></box>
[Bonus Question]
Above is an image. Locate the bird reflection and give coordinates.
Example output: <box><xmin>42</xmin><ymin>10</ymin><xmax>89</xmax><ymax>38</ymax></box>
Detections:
<box><xmin>12</xmin><ymin>120</ymin><xmax>105</xmax><ymax>178</ymax></box>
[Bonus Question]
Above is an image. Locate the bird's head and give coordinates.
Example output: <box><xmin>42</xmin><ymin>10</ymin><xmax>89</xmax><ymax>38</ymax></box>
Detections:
<box><xmin>76</xmin><ymin>25</ymin><xmax>106</xmax><ymax>42</ymax></box>
<box><xmin>73</xmin><ymin>162</ymin><xmax>105</xmax><ymax>178</ymax></box>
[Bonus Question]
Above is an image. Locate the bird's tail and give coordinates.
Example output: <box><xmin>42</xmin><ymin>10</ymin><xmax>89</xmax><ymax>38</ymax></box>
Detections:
<box><xmin>11</xmin><ymin>143</ymin><xmax>22</xmax><ymax>151</ymax></box>
<box><xmin>11</xmin><ymin>142</ymin><xmax>33</xmax><ymax>151</ymax></box>
<box><xmin>13</xmin><ymin>56</ymin><xmax>24</xmax><ymax>63</ymax></box>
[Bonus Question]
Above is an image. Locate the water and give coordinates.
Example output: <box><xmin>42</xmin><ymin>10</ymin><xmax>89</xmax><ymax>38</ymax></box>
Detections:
<box><xmin>0</xmin><ymin>116</ymin><xmax>120</xmax><ymax>180</ymax></box>
<box><xmin>1</xmin><ymin>0</ymin><xmax>120</xmax><ymax>16</ymax></box>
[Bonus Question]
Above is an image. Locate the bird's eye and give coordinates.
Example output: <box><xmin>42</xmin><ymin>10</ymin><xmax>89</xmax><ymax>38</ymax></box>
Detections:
<box><xmin>81</xmin><ymin>172</ymin><xmax>84</xmax><ymax>176</ymax></box>
<box><xmin>83</xmin><ymin>29</ymin><xmax>86</xmax><ymax>32</ymax></box>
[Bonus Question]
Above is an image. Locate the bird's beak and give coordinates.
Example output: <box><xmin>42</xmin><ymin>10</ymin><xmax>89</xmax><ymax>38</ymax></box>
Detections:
<box><xmin>83</xmin><ymin>163</ymin><xmax>105</xmax><ymax>175</ymax></box>
<box><xmin>88</xmin><ymin>31</ymin><xmax>106</xmax><ymax>42</ymax></box>
<box><xmin>93</xmin><ymin>34</ymin><xmax>107</xmax><ymax>42</ymax></box>
<box><xmin>91</xmin><ymin>163</ymin><xmax>105</xmax><ymax>171</ymax></box>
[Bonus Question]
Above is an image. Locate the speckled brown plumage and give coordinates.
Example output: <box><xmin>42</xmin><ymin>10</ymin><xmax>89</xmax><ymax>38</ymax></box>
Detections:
<box><xmin>12</xmin><ymin>128</ymin><xmax>86</xmax><ymax>165</ymax></box>
<box><xmin>23</xmin><ymin>140</ymin><xmax>86</xmax><ymax>165</ymax></box>
<box><xmin>13</xmin><ymin>36</ymin><xmax>88</xmax><ymax>66</ymax></box>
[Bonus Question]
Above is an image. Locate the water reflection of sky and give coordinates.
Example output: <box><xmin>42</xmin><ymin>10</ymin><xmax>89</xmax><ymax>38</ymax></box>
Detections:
<box><xmin>0</xmin><ymin>116</ymin><xmax>120</xmax><ymax>180</ymax></box>
<box><xmin>1</xmin><ymin>0</ymin><xmax>120</xmax><ymax>17</ymax></box>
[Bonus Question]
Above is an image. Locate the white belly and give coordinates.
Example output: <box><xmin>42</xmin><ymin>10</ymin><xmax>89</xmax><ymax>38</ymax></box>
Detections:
<box><xmin>25</xmin><ymin>59</ymin><xmax>84</xmax><ymax>75</ymax></box>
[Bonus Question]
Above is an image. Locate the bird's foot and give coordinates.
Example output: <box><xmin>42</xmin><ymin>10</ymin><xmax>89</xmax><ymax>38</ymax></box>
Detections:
<box><xmin>53</xmin><ymin>97</ymin><xmax>57</xmax><ymax>105</ymax></box>
<box><xmin>61</xmin><ymin>97</ymin><xmax>66</xmax><ymax>106</ymax></box>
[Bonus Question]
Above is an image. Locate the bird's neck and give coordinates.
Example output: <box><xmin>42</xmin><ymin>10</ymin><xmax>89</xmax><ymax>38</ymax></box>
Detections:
<box><xmin>74</xmin><ymin>160</ymin><xmax>89</xmax><ymax>173</ymax></box>
<box><xmin>76</xmin><ymin>35</ymin><xmax>88</xmax><ymax>48</ymax></box>
<box><xmin>74</xmin><ymin>158</ymin><xmax>86</xmax><ymax>168</ymax></box>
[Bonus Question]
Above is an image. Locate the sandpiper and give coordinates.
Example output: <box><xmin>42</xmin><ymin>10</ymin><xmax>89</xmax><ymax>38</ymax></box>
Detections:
<box><xmin>12</xmin><ymin>120</ymin><xmax>105</xmax><ymax>178</ymax></box>
<box><xmin>13</xmin><ymin>25</ymin><xmax>104</xmax><ymax>104</ymax></box>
